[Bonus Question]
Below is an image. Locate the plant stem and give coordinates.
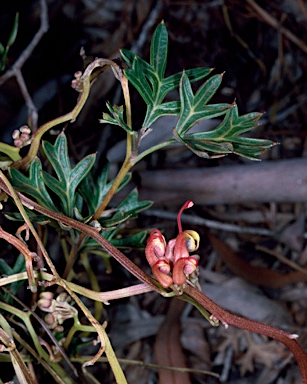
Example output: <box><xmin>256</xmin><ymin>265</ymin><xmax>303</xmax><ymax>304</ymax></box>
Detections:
<box><xmin>0</xmin><ymin>172</ymin><xmax>128</xmax><ymax>384</ymax></box>
<box><xmin>93</xmin><ymin>71</ymin><xmax>133</xmax><ymax>219</ymax></box>
<box><xmin>62</xmin><ymin>320</ymin><xmax>95</xmax><ymax>351</ymax></box>
<box><xmin>60</xmin><ymin>66</ymin><xmax>132</xmax><ymax>277</ymax></box>
<box><xmin>131</xmin><ymin>139</ymin><xmax>175</xmax><ymax>164</ymax></box>
<box><xmin>93</xmin><ymin>158</ymin><xmax>133</xmax><ymax>219</ymax></box>
<box><xmin>11</xmin><ymin>58</ymin><xmax>123</xmax><ymax>170</ymax></box>
<box><xmin>184</xmin><ymin>284</ymin><xmax>307</xmax><ymax>383</ymax></box>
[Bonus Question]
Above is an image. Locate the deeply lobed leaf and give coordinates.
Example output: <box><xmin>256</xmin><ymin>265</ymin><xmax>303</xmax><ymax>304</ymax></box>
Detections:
<box><xmin>176</xmin><ymin>102</ymin><xmax>276</xmax><ymax>159</ymax></box>
<box><xmin>120</xmin><ymin>22</ymin><xmax>212</xmax><ymax>129</ymax></box>
<box><xmin>42</xmin><ymin>132</ymin><xmax>96</xmax><ymax>216</ymax></box>
<box><xmin>9</xmin><ymin>158</ymin><xmax>57</xmax><ymax>211</ymax></box>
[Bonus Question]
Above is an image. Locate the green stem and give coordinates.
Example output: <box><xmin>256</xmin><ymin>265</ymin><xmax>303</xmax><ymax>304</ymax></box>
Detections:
<box><xmin>80</xmin><ymin>252</ymin><xmax>103</xmax><ymax>320</ymax></box>
<box><xmin>93</xmin><ymin>137</ymin><xmax>175</xmax><ymax>218</ymax></box>
<box><xmin>0</xmin><ymin>172</ymin><xmax>128</xmax><ymax>384</ymax></box>
<box><xmin>62</xmin><ymin>239</ymin><xmax>80</xmax><ymax>281</ymax></box>
<box><xmin>12</xmin><ymin>331</ymin><xmax>73</xmax><ymax>384</ymax></box>
<box><xmin>93</xmin><ymin>68</ymin><xmax>134</xmax><ymax>219</ymax></box>
<box><xmin>131</xmin><ymin>139</ymin><xmax>176</xmax><ymax>165</ymax></box>
<box><xmin>0</xmin><ymin>302</ymin><xmax>47</xmax><ymax>358</ymax></box>
<box><xmin>0</xmin><ymin>271</ymin><xmax>155</xmax><ymax>302</ymax></box>
<box><xmin>0</xmin><ymin>323</ymin><xmax>35</xmax><ymax>384</ymax></box>
<box><xmin>11</xmin><ymin>58</ymin><xmax>123</xmax><ymax>170</ymax></box>
<box><xmin>93</xmin><ymin>157</ymin><xmax>133</xmax><ymax>219</ymax></box>
<box><xmin>0</xmin><ymin>142</ymin><xmax>21</xmax><ymax>162</ymax></box>
<box><xmin>63</xmin><ymin>318</ymin><xmax>95</xmax><ymax>351</ymax></box>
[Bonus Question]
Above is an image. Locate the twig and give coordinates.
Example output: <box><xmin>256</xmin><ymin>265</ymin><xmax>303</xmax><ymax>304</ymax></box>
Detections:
<box><xmin>0</xmin><ymin>0</ymin><xmax>48</xmax><ymax>131</ymax></box>
<box><xmin>142</xmin><ymin>209</ymin><xmax>274</xmax><ymax>236</ymax></box>
<box><xmin>14</xmin><ymin>68</ymin><xmax>38</xmax><ymax>131</ymax></box>
<box><xmin>138</xmin><ymin>158</ymin><xmax>307</xmax><ymax>204</ymax></box>
<box><xmin>130</xmin><ymin>0</ymin><xmax>163</xmax><ymax>56</ymax></box>
<box><xmin>0</xmin><ymin>0</ymin><xmax>49</xmax><ymax>86</ymax></box>
<box><xmin>256</xmin><ymin>245</ymin><xmax>307</xmax><ymax>275</ymax></box>
<box><xmin>246</xmin><ymin>0</ymin><xmax>307</xmax><ymax>54</ymax></box>
<box><xmin>184</xmin><ymin>284</ymin><xmax>307</xmax><ymax>383</ymax></box>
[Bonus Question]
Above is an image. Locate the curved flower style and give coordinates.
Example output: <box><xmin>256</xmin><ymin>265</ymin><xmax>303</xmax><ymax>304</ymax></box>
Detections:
<box><xmin>145</xmin><ymin>200</ymin><xmax>200</xmax><ymax>289</ymax></box>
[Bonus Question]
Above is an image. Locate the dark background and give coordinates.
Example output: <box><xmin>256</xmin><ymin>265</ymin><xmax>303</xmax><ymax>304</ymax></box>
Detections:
<box><xmin>1</xmin><ymin>1</ymin><xmax>307</xmax><ymax>383</ymax></box>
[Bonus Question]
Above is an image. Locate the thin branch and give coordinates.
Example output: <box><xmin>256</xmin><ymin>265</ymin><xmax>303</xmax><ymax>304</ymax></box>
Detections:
<box><xmin>142</xmin><ymin>208</ymin><xmax>274</xmax><ymax>236</ymax></box>
<box><xmin>0</xmin><ymin>172</ymin><xmax>128</xmax><ymax>383</ymax></box>
<box><xmin>0</xmin><ymin>0</ymin><xmax>49</xmax><ymax>86</ymax></box>
<box><xmin>2</xmin><ymin>287</ymin><xmax>78</xmax><ymax>377</ymax></box>
<box><xmin>14</xmin><ymin>68</ymin><xmax>38</xmax><ymax>131</ymax></box>
<box><xmin>246</xmin><ymin>0</ymin><xmax>307</xmax><ymax>54</ymax></box>
<box><xmin>0</xmin><ymin>0</ymin><xmax>48</xmax><ymax>131</ymax></box>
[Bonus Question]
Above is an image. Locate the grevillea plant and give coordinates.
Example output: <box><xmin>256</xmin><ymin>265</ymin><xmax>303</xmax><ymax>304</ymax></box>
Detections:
<box><xmin>0</xmin><ymin>21</ymin><xmax>306</xmax><ymax>383</ymax></box>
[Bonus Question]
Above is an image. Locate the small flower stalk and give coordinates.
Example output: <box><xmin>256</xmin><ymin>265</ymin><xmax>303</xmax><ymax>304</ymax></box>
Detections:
<box><xmin>145</xmin><ymin>200</ymin><xmax>200</xmax><ymax>291</ymax></box>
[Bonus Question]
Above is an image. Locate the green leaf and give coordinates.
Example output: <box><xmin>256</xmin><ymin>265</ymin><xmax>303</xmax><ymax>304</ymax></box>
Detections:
<box><xmin>99</xmin><ymin>103</ymin><xmax>132</xmax><ymax>133</ymax></box>
<box><xmin>176</xmin><ymin>103</ymin><xmax>276</xmax><ymax>159</ymax></box>
<box><xmin>116</xmin><ymin>22</ymin><xmax>275</xmax><ymax>161</ymax></box>
<box><xmin>225</xmin><ymin>136</ymin><xmax>274</xmax><ymax>160</ymax></box>
<box><xmin>82</xmin><ymin>229</ymin><xmax>147</xmax><ymax>255</ymax></box>
<box><xmin>9</xmin><ymin>158</ymin><xmax>57</xmax><ymax>211</ymax></box>
<box><xmin>42</xmin><ymin>132</ymin><xmax>96</xmax><ymax>216</ymax></box>
<box><xmin>115</xmin><ymin>188</ymin><xmax>152</xmax><ymax>217</ymax></box>
<box><xmin>150</xmin><ymin>21</ymin><xmax>168</xmax><ymax>79</ymax></box>
<box><xmin>81</xmin><ymin>190</ymin><xmax>151</xmax><ymax>253</ymax></box>
<box><xmin>110</xmin><ymin>231</ymin><xmax>147</xmax><ymax>249</ymax></box>
<box><xmin>99</xmin><ymin>188</ymin><xmax>152</xmax><ymax>228</ymax></box>
<box><xmin>79</xmin><ymin>162</ymin><xmax>131</xmax><ymax>216</ymax></box>
<box><xmin>129</xmin><ymin>57</ymin><xmax>155</xmax><ymax>105</ymax></box>
<box><xmin>7</xmin><ymin>13</ymin><xmax>19</xmax><ymax>47</ymax></box>
<box><xmin>143</xmin><ymin>101</ymin><xmax>180</xmax><ymax>124</ymax></box>
<box><xmin>121</xmin><ymin>22</ymin><xmax>212</xmax><ymax>128</ymax></box>
<box><xmin>176</xmin><ymin>72</ymin><xmax>231</xmax><ymax>135</ymax></box>
<box><xmin>0</xmin><ymin>254</ymin><xmax>26</xmax><ymax>303</ymax></box>
<box><xmin>5</xmin><ymin>209</ymin><xmax>50</xmax><ymax>225</ymax></box>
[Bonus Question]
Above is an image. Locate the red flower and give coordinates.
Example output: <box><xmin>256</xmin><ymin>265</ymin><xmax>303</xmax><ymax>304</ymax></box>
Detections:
<box><xmin>145</xmin><ymin>200</ymin><xmax>200</xmax><ymax>289</ymax></box>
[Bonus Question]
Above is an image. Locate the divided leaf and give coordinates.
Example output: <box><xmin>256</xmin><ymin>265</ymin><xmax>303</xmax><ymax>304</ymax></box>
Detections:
<box><xmin>0</xmin><ymin>254</ymin><xmax>26</xmax><ymax>303</ymax></box>
<box><xmin>42</xmin><ymin>132</ymin><xmax>96</xmax><ymax>216</ymax></box>
<box><xmin>100</xmin><ymin>22</ymin><xmax>275</xmax><ymax>162</ymax></box>
<box><xmin>100</xmin><ymin>103</ymin><xmax>132</xmax><ymax>133</ymax></box>
<box><xmin>99</xmin><ymin>188</ymin><xmax>152</xmax><ymax>228</ymax></box>
<box><xmin>79</xmin><ymin>162</ymin><xmax>131</xmax><ymax>216</ymax></box>
<box><xmin>121</xmin><ymin>22</ymin><xmax>212</xmax><ymax>128</ymax></box>
<box><xmin>83</xmin><ymin>229</ymin><xmax>147</xmax><ymax>254</ymax></box>
<box><xmin>176</xmin><ymin>72</ymin><xmax>231</xmax><ymax>135</ymax></box>
<box><xmin>176</xmin><ymin>102</ymin><xmax>276</xmax><ymax>159</ymax></box>
<box><xmin>9</xmin><ymin>158</ymin><xmax>57</xmax><ymax>211</ymax></box>
<box><xmin>81</xmin><ymin>188</ymin><xmax>151</xmax><ymax>252</ymax></box>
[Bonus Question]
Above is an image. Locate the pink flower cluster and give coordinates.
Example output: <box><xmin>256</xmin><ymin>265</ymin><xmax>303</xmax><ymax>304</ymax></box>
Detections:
<box><xmin>145</xmin><ymin>201</ymin><xmax>200</xmax><ymax>289</ymax></box>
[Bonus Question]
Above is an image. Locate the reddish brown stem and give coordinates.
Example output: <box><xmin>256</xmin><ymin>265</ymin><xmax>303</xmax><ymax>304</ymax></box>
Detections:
<box><xmin>2</xmin><ymin>181</ymin><xmax>307</xmax><ymax>381</ymax></box>
<box><xmin>184</xmin><ymin>284</ymin><xmax>307</xmax><ymax>383</ymax></box>
<box><xmin>0</xmin><ymin>180</ymin><xmax>160</xmax><ymax>294</ymax></box>
<box><xmin>0</xmin><ymin>226</ymin><xmax>37</xmax><ymax>292</ymax></box>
